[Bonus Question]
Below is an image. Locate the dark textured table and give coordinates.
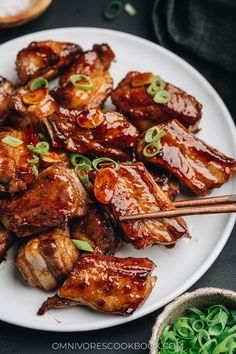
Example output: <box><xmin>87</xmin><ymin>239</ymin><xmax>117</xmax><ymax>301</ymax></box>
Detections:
<box><xmin>0</xmin><ymin>1</ymin><xmax>235</xmax><ymax>353</ymax></box>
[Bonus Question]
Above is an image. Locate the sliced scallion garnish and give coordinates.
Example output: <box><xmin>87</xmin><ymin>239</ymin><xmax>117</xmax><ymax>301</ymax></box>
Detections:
<box><xmin>27</xmin><ymin>141</ymin><xmax>49</xmax><ymax>155</ymax></box>
<box><xmin>153</xmin><ymin>89</ymin><xmax>171</xmax><ymax>104</ymax></box>
<box><xmin>124</xmin><ymin>3</ymin><xmax>137</xmax><ymax>16</ymax></box>
<box><xmin>144</xmin><ymin>126</ymin><xmax>166</xmax><ymax>143</ymax></box>
<box><xmin>103</xmin><ymin>0</ymin><xmax>123</xmax><ymax>20</ymax></box>
<box><xmin>70</xmin><ymin>74</ymin><xmax>94</xmax><ymax>90</ymax></box>
<box><xmin>1</xmin><ymin>136</ymin><xmax>23</xmax><ymax>147</ymax></box>
<box><xmin>92</xmin><ymin>157</ymin><xmax>120</xmax><ymax>172</ymax></box>
<box><xmin>27</xmin><ymin>155</ymin><xmax>39</xmax><ymax>164</ymax></box>
<box><xmin>70</xmin><ymin>153</ymin><xmax>92</xmax><ymax>168</ymax></box>
<box><xmin>159</xmin><ymin>305</ymin><xmax>236</xmax><ymax>354</ymax></box>
<box><xmin>143</xmin><ymin>141</ymin><xmax>160</xmax><ymax>158</ymax></box>
<box><xmin>30</xmin><ymin>77</ymin><xmax>49</xmax><ymax>91</ymax></box>
<box><xmin>75</xmin><ymin>164</ymin><xmax>91</xmax><ymax>184</ymax></box>
<box><xmin>71</xmin><ymin>239</ymin><xmax>94</xmax><ymax>252</ymax></box>
<box><xmin>31</xmin><ymin>165</ymin><xmax>39</xmax><ymax>177</ymax></box>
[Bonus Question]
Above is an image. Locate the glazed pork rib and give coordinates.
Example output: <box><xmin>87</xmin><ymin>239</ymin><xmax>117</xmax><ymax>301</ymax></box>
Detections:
<box><xmin>93</xmin><ymin>163</ymin><xmax>189</xmax><ymax>249</ymax></box>
<box><xmin>10</xmin><ymin>87</ymin><xmax>138</xmax><ymax>160</ymax></box>
<box><xmin>0</xmin><ymin>224</ymin><xmax>15</xmax><ymax>263</ymax></box>
<box><xmin>16</xmin><ymin>228</ymin><xmax>79</xmax><ymax>291</ymax></box>
<box><xmin>70</xmin><ymin>206</ymin><xmax>123</xmax><ymax>255</ymax></box>
<box><xmin>38</xmin><ymin>254</ymin><xmax>156</xmax><ymax>316</ymax></box>
<box><xmin>0</xmin><ymin>128</ymin><xmax>39</xmax><ymax>193</ymax></box>
<box><xmin>111</xmin><ymin>71</ymin><xmax>202</xmax><ymax>132</ymax></box>
<box><xmin>136</xmin><ymin>119</ymin><xmax>236</xmax><ymax>195</ymax></box>
<box><xmin>16</xmin><ymin>40</ymin><xmax>82</xmax><ymax>84</ymax></box>
<box><xmin>51</xmin><ymin>44</ymin><xmax>115</xmax><ymax>110</ymax></box>
<box><xmin>1</xmin><ymin>162</ymin><xmax>90</xmax><ymax>237</ymax></box>
<box><xmin>0</xmin><ymin>76</ymin><xmax>14</xmax><ymax>125</ymax></box>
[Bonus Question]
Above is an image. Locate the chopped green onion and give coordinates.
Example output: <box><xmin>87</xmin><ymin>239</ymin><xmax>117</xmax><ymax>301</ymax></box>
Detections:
<box><xmin>71</xmin><ymin>239</ymin><xmax>94</xmax><ymax>252</ymax></box>
<box><xmin>27</xmin><ymin>141</ymin><xmax>49</xmax><ymax>155</ymax></box>
<box><xmin>70</xmin><ymin>153</ymin><xmax>92</xmax><ymax>168</ymax></box>
<box><xmin>153</xmin><ymin>89</ymin><xmax>171</xmax><ymax>104</ymax></box>
<box><xmin>103</xmin><ymin>0</ymin><xmax>123</xmax><ymax>20</ymax></box>
<box><xmin>70</xmin><ymin>74</ymin><xmax>94</xmax><ymax>90</ymax></box>
<box><xmin>2</xmin><ymin>136</ymin><xmax>23</xmax><ymax>147</ymax></box>
<box><xmin>27</xmin><ymin>155</ymin><xmax>39</xmax><ymax>164</ymax></box>
<box><xmin>75</xmin><ymin>164</ymin><xmax>91</xmax><ymax>184</ymax></box>
<box><xmin>92</xmin><ymin>157</ymin><xmax>120</xmax><ymax>172</ymax></box>
<box><xmin>146</xmin><ymin>76</ymin><xmax>165</xmax><ymax>97</ymax></box>
<box><xmin>143</xmin><ymin>141</ymin><xmax>160</xmax><ymax>158</ymax></box>
<box><xmin>144</xmin><ymin>126</ymin><xmax>166</xmax><ymax>143</ymax></box>
<box><xmin>30</xmin><ymin>77</ymin><xmax>49</xmax><ymax>91</ymax></box>
<box><xmin>159</xmin><ymin>305</ymin><xmax>236</xmax><ymax>354</ymax></box>
<box><xmin>124</xmin><ymin>3</ymin><xmax>136</xmax><ymax>16</ymax></box>
<box><xmin>31</xmin><ymin>165</ymin><xmax>39</xmax><ymax>176</ymax></box>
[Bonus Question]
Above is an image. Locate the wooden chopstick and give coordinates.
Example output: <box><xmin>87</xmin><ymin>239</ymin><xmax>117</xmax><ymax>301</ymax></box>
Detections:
<box><xmin>119</xmin><ymin>194</ymin><xmax>236</xmax><ymax>222</ymax></box>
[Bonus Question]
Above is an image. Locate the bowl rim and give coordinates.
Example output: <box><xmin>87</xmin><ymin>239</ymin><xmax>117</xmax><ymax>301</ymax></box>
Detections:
<box><xmin>149</xmin><ymin>287</ymin><xmax>236</xmax><ymax>354</ymax></box>
<box><xmin>0</xmin><ymin>0</ymin><xmax>52</xmax><ymax>26</ymax></box>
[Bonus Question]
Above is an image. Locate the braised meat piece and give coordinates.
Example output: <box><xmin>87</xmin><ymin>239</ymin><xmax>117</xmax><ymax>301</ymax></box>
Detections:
<box><xmin>16</xmin><ymin>41</ymin><xmax>82</xmax><ymax>84</ymax></box>
<box><xmin>70</xmin><ymin>206</ymin><xmax>123</xmax><ymax>255</ymax></box>
<box><xmin>0</xmin><ymin>128</ymin><xmax>40</xmax><ymax>193</ymax></box>
<box><xmin>93</xmin><ymin>163</ymin><xmax>189</xmax><ymax>249</ymax></box>
<box><xmin>1</xmin><ymin>162</ymin><xmax>90</xmax><ymax>237</ymax></box>
<box><xmin>148</xmin><ymin>167</ymin><xmax>180</xmax><ymax>201</ymax></box>
<box><xmin>136</xmin><ymin>120</ymin><xmax>236</xmax><ymax>195</ymax></box>
<box><xmin>51</xmin><ymin>44</ymin><xmax>114</xmax><ymax>109</ymax></box>
<box><xmin>39</xmin><ymin>254</ymin><xmax>156</xmax><ymax>315</ymax></box>
<box><xmin>111</xmin><ymin>71</ymin><xmax>202</xmax><ymax>132</ymax></box>
<box><xmin>38</xmin><ymin>295</ymin><xmax>78</xmax><ymax>315</ymax></box>
<box><xmin>0</xmin><ymin>76</ymin><xmax>14</xmax><ymax>125</ymax></box>
<box><xmin>0</xmin><ymin>224</ymin><xmax>15</xmax><ymax>263</ymax></box>
<box><xmin>16</xmin><ymin>228</ymin><xmax>79</xmax><ymax>291</ymax></box>
<box><xmin>44</xmin><ymin>107</ymin><xmax>138</xmax><ymax>160</ymax></box>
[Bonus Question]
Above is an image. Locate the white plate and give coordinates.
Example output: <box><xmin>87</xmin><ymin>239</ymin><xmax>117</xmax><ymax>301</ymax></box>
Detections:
<box><xmin>0</xmin><ymin>28</ymin><xmax>235</xmax><ymax>332</ymax></box>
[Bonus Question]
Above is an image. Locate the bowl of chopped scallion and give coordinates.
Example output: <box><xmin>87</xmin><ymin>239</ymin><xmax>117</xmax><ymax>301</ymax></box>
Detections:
<box><xmin>150</xmin><ymin>288</ymin><xmax>236</xmax><ymax>354</ymax></box>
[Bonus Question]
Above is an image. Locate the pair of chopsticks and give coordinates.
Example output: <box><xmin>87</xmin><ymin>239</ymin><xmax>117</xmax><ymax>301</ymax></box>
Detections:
<box><xmin>119</xmin><ymin>194</ymin><xmax>236</xmax><ymax>221</ymax></box>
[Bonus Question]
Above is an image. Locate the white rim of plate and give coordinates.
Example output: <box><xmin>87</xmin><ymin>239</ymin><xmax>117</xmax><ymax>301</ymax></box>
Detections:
<box><xmin>0</xmin><ymin>27</ymin><xmax>235</xmax><ymax>332</ymax></box>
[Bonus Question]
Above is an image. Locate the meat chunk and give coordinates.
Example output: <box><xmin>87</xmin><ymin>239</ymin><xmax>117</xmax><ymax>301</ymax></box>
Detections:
<box><xmin>52</xmin><ymin>44</ymin><xmax>114</xmax><ymax>109</ymax></box>
<box><xmin>44</xmin><ymin>107</ymin><xmax>138</xmax><ymax>160</ymax></box>
<box><xmin>70</xmin><ymin>206</ymin><xmax>123</xmax><ymax>255</ymax></box>
<box><xmin>93</xmin><ymin>163</ymin><xmax>189</xmax><ymax>249</ymax></box>
<box><xmin>0</xmin><ymin>224</ymin><xmax>15</xmax><ymax>263</ymax></box>
<box><xmin>38</xmin><ymin>295</ymin><xmax>77</xmax><ymax>315</ymax></box>
<box><xmin>111</xmin><ymin>71</ymin><xmax>202</xmax><ymax>131</ymax></box>
<box><xmin>16</xmin><ymin>40</ymin><xmax>82</xmax><ymax>84</ymax></box>
<box><xmin>16</xmin><ymin>228</ymin><xmax>79</xmax><ymax>291</ymax></box>
<box><xmin>136</xmin><ymin>120</ymin><xmax>236</xmax><ymax>195</ymax></box>
<box><xmin>147</xmin><ymin>167</ymin><xmax>180</xmax><ymax>201</ymax></box>
<box><xmin>0</xmin><ymin>128</ymin><xmax>39</xmax><ymax>193</ymax></box>
<box><xmin>1</xmin><ymin>162</ymin><xmax>90</xmax><ymax>236</ymax></box>
<box><xmin>0</xmin><ymin>76</ymin><xmax>14</xmax><ymax>125</ymax></box>
<box><xmin>10</xmin><ymin>86</ymin><xmax>138</xmax><ymax>160</ymax></box>
<box><xmin>46</xmin><ymin>254</ymin><xmax>156</xmax><ymax>315</ymax></box>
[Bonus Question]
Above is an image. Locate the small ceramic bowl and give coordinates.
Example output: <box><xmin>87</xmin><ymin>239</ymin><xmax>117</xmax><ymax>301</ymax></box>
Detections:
<box><xmin>149</xmin><ymin>287</ymin><xmax>236</xmax><ymax>354</ymax></box>
<box><xmin>0</xmin><ymin>0</ymin><xmax>52</xmax><ymax>28</ymax></box>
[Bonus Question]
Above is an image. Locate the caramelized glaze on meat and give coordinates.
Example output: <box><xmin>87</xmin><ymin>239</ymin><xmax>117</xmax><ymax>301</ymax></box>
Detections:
<box><xmin>70</xmin><ymin>207</ymin><xmax>123</xmax><ymax>255</ymax></box>
<box><xmin>52</xmin><ymin>44</ymin><xmax>114</xmax><ymax>109</ymax></box>
<box><xmin>38</xmin><ymin>295</ymin><xmax>78</xmax><ymax>315</ymax></box>
<box><xmin>55</xmin><ymin>254</ymin><xmax>156</xmax><ymax>315</ymax></box>
<box><xmin>111</xmin><ymin>71</ymin><xmax>202</xmax><ymax>131</ymax></box>
<box><xmin>0</xmin><ymin>224</ymin><xmax>14</xmax><ymax>263</ymax></box>
<box><xmin>136</xmin><ymin>120</ymin><xmax>236</xmax><ymax>195</ymax></box>
<box><xmin>16</xmin><ymin>41</ymin><xmax>82</xmax><ymax>84</ymax></box>
<box><xmin>147</xmin><ymin>167</ymin><xmax>180</xmax><ymax>201</ymax></box>
<box><xmin>1</xmin><ymin>162</ymin><xmax>90</xmax><ymax>236</ymax></box>
<box><xmin>0</xmin><ymin>128</ymin><xmax>39</xmax><ymax>193</ymax></box>
<box><xmin>93</xmin><ymin>163</ymin><xmax>189</xmax><ymax>249</ymax></box>
<box><xmin>16</xmin><ymin>228</ymin><xmax>79</xmax><ymax>291</ymax></box>
<box><xmin>0</xmin><ymin>76</ymin><xmax>14</xmax><ymax>125</ymax></box>
<box><xmin>44</xmin><ymin>107</ymin><xmax>138</xmax><ymax>160</ymax></box>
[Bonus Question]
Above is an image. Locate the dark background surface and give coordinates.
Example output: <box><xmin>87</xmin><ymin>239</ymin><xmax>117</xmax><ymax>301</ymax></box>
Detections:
<box><xmin>0</xmin><ymin>1</ymin><xmax>235</xmax><ymax>353</ymax></box>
